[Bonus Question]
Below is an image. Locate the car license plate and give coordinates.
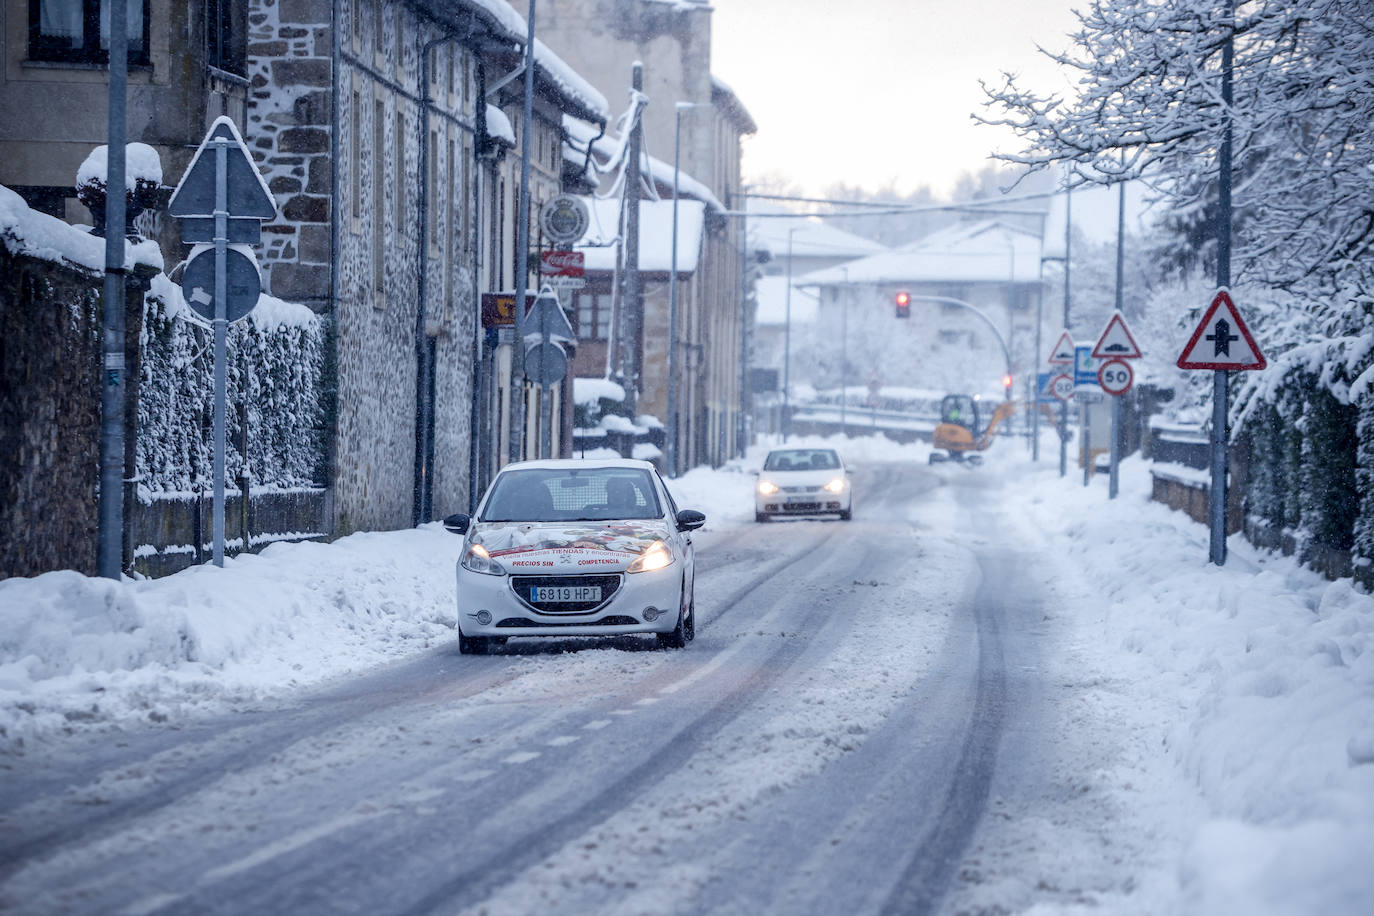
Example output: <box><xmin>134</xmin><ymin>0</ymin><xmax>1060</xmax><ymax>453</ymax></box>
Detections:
<box><xmin>531</xmin><ymin>585</ymin><xmax>602</xmax><ymax>603</ymax></box>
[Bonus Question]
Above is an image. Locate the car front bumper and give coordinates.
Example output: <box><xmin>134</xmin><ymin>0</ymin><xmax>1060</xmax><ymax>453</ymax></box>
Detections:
<box><xmin>455</xmin><ymin>565</ymin><xmax>683</xmax><ymax>638</ymax></box>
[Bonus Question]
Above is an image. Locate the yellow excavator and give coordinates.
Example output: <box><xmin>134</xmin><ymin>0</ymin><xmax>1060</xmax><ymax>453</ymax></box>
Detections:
<box><xmin>930</xmin><ymin>393</ymin><xmax>1055</xmax><ymax>465</ymax></box>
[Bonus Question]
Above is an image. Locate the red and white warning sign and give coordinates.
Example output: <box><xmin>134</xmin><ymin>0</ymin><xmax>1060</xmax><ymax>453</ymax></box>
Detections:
<box><xmin>1047</xmin><ymin>330</ymin><xmax>1076</xmax><ymax>365</ymax></box>
<box><xmin>1092</xmin><ymin>311</ymin><xmax>1142</xmax><ymax>360</ymax></box>
<box><xmin>1097</xmin><ymin>358</ymin><xmax>1134</xmax><ymax>396</ymax></box>
<box><xmin>1177</xmin><ymin>290</ymin><xmax>1266</xmax><ymax>370</ymax></box>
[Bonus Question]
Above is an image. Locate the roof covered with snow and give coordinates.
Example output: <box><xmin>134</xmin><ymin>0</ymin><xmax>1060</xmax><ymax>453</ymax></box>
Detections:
<box><xmin>754</xmin><ymin>276</ymin><xmax>819</xmax><ymax>326</ymax></box>
<box><xmin>751</xmin><ymin>215</ymin><xmax>886</xmax><ymax>262</ymax></box>
<box><xmin>800</xmin><ymin>220</ymin><xmax>1043</xmax><ymax>287</ymax></box>
<box><xmin>485</xmin><ymin>104</ymin><xmax>515</xmax><ymax>146</ymax></box>
<box><xmin>573</xmin><ymin>196</ymin><xmax>705</xmax><ymax>274</ymax></box>
<box><xmin>439</xmin><ymin>0</ymin><xmax>610</xmax><ymax>123</ymax></box>
<box><xmin>711</xmin><ymin>75</ymin><xmax>758</xmax><ymax>135</ymax></box>
<box><xmin>564</xmin><ymin>117</ymin><xmax>724</xmax><ymax>213</ymax></box>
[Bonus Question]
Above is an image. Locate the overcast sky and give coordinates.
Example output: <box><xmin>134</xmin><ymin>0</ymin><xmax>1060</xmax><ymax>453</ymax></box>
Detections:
<box><xmin>710</xmin><ymin>0</ymin><xmax>1084</xmax><ymax>197</ymax></box>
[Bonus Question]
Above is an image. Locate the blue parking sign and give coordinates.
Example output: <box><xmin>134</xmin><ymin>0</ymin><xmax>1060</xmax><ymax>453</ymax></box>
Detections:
<box><xmin>1074</xmin><ymin>345</ymin><xmax>1101</xmax><ymax>387</ymax></box>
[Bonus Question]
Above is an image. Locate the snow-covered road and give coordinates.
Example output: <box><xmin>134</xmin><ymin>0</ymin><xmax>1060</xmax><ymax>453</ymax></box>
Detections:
<box><xmin>2</xmin><ymin>439</ymin><xmax>1372</xmax><ymax>915</ymax></box>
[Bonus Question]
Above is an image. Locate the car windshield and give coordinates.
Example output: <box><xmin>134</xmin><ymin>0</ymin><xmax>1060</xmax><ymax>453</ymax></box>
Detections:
<box><xmin>480</xmin><ymin>467</ymin><xmax>663</xmax><ymax>522</ymax></box>
<box><xmin>763</xmin><ymin>449</ymin><xmax>840</xmax><ymax>472</ymax></box>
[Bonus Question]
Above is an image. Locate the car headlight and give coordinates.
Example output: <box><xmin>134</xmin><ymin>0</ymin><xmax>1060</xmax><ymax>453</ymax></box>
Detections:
<box><xmin>460</xmin><ymin>543</ymin><xmax>505</xmax><ymax>576</ymax></box>
<box><xmin>757</xmin><ymin>480</ymin><xmax>779</xmax><ymax>496</ymax></box>
<box><xmin>627</xmin><ymin>540</ymin><xmax>674</xmax><ymax>574</ymax></box>
<box><xmin>824</xmin><ymin>477</ymin><xmax>847</xmax><ymax>494</ymax></box>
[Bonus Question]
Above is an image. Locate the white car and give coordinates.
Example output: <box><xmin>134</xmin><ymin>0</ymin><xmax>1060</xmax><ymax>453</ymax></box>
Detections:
<box><xmin>442</xmin><ymin>459</ymin><xmax>705</xmax><ymax>654</ymax></box>
<box><xmin>754</xmin><ymin>448</ymin><xmax>852</xmax><ymax>521</ymax></box>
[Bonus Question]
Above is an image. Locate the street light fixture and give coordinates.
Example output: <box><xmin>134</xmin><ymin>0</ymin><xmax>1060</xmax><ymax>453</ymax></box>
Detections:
<box><xmin>667</xmin><ymin>101</ymin><xmax>711</xmax><ymax>477</ymax></box>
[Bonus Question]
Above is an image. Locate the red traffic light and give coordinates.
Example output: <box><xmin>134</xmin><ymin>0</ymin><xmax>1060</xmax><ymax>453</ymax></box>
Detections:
<box><xmin>1002</xmin><ymin>374</ymin><xmax>1014</xmax><ymax>389</ymax></box>
<box><xmin>895</xmin><ymin>290</ymin><xmax>911</xmax><ymax>318</ymax></box>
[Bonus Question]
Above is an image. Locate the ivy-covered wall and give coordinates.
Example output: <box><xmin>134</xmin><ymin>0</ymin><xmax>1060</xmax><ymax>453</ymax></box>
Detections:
<box><xmin>137</xmin><ymin>282</ymin><xmax>327</xmax><ymax>494</ymax></box>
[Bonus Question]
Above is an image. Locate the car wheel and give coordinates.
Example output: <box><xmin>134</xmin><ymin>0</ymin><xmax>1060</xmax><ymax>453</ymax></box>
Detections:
<box><xmin>657</xmin><ymin>577</ymin><xmax>694</xmax><ymax>649</ymax></box>
<box><xmin>838</xmin><ymin>509</ymin><xmax>852</xmax><ymax>521</ymax></box>
<box><xmin>459</xmin><ymin>631</ymin><xmax>493</xmax><ymax>655</ymax></box>
<box><xmin>755</xmin><ymin>512</ymin><xmax>769</xmax><ymax>523</ymax></box>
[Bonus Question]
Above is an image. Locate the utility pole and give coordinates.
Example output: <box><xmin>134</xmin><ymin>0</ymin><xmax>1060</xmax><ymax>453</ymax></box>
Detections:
<box><xmin>1061</xmin><ymin>182</ymin><xmax>1071</xmax><ymax>477</ymax></box>
<box><xmin>509</xmin><ymin>0</ymin><xmax>537</xmax><ymax>466</ymax></box>
<box><xmin>1109</xmin><ymin>174</ymin><xmax>1125</xmax><ymax>499</ymax></box>
<box><xmin>1210</xmin><ymin>4</ymin><xmax>1235</xmax><ymax>565</ymax></box>
<box><xmin>620</xmin><ymin>62</ymin><xmax>644</xmax><ymax>425</ymax></box>
<box><xmin>98</xmin><ymin>0</ymin><xmax>129</xmax><ymax>579</ymax></box>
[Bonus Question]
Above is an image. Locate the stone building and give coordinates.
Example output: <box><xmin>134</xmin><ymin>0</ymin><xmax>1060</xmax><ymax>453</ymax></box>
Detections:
<box><xmin>538</xmin><ymin>0</ymin><xmax>755</xmax><ymax>473</ymax></box>
<box><xmin>245</xmin><ymin>0</ymin><xmax>607</xmax><ymax>531</ymax></box>
<box><xmin>1</xmin><ymin>0</ymin><xmax>249</xmax><ymax>244</ymax></box>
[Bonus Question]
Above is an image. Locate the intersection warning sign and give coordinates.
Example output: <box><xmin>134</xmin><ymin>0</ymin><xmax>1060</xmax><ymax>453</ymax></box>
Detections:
<box><xmin>1177</xmin><ymin>290</ymin><xmax>1266</xmax><ymax>370</ymax></box>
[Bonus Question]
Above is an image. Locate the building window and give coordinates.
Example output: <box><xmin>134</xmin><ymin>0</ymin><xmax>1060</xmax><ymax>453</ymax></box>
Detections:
<box><xmin>350</xmin><ymin>90</ymin><xmax>361</xmax><ymax>223</ymax></box>
<box><xmin>28</xmin><ymin>0</ymin><xmax>150</xmax><ymax>65</ymax></box>
<box><xmin>373</xmin><ymin>99</ymin><xmax>385</xmax><ymax>299</ymax></box>
<box><xmin>396</xmin><ymin>112</ymin><xmax>406</xmax><ymax>236</ymax></box>
<box><xmin>428</xmin><ymin>128</ymin><xmax>439</xmax><ymax>254</ymax></box>
<box><xmin>206</xmin><ymin>0</ymin><xmax>244</xmax><ymax>76</ymax></box>
<box><xmin>576</xmin><ymin>293</ymin><xmax>612</xmax><ymax>341</ymax></box>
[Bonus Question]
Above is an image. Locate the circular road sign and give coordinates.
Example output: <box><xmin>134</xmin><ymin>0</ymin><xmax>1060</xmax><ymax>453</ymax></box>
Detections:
<box><xmin>1049</xmin><ymin>373</ymin><xmax>1075</xmax><ymax>401</ymax></box>
<box><xmin>539</xmin><ymin>194</ymin><xmax>590</xmax><ymax>245</ymax></box>
<box><xmin>525</xmin><ymin>341</ymin><xmax>568</xmax><ymax>388</ymax></box>
<box><xmin>1098</xmin><ymin>358</ymin><xmax>1134</xmax><ymax>396</ymax></box>
<box><xmin>181</xmin><ymin>247</ymin><xmax>261</xmax><ymax>323</ymax></box>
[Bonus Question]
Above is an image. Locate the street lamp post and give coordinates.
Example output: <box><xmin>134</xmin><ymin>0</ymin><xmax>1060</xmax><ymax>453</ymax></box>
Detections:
<box><xmin>783</xmin><ymin>226</ymin><xmax>799</xmax><ymax>443</ymax></box>
<box><xmin>667</xmin><ymin>101</ymin><xmax>710</xmax><ymax>477</ymax></box>
<box><xmin>839</xmin><ymin>266</ymin><xmax>848</xmax><ymax>436</ymax></box>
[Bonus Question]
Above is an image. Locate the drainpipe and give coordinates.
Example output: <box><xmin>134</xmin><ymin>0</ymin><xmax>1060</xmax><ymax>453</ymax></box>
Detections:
<box><xmin>415</xmin><ymin>31</ymin><xmax>458</xmax><ymax>526</ymax></box>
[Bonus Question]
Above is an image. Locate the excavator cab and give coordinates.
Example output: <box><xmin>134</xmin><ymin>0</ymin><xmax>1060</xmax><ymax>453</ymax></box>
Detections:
<box><xmin>931</xmin><ymin>393</ymin><xmax>997</xmax><ymax>465</ymax></box>
<box><xmin>939</xmin><ymin>394</ymin><xmax>980</xmax><ymax>437</ymax></box>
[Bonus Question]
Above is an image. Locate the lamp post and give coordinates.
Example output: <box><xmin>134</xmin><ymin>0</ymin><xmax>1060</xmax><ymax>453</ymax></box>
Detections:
<box><xmin>667</xmin><ymin>101</ymin><xmax>710</xmax><ymax>477</ymax></box>
<box><xmin>783</xmin><ymin>226</ymin><xmax>799</xmax><ymax>443</ymax></box>
<box><xmin>839</xmin><ymin>266</ymin><xmax>848</xmax><ymax>436</ymax></box>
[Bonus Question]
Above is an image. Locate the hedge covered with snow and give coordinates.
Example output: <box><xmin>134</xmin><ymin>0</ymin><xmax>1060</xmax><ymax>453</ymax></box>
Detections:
<box><xmin>137</xmin><ymin>276</ymin><xmax>327</xmax><ymax>494</ymax></box>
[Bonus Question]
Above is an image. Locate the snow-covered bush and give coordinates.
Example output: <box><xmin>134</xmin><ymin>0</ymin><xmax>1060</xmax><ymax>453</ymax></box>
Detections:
<box><xmin>137</xmin><ymin>278</ymin><xmax>326</xmax><ymax>494</ymax></box>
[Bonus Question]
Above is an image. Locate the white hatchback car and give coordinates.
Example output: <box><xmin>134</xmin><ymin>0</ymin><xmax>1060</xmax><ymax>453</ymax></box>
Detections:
<box><xmin>443</xmin><ymin>459</ymin><xmax>705</xmax><ymax>654</ymax></box>
<box><xmin>754</xmin><ymin>448</ymin><xmax>852</xmax><ymax>521</ymax></box>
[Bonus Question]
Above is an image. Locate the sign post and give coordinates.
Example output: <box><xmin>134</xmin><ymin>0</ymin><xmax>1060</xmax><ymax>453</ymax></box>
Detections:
<box><xmin>168</xmin><ymin>117</ymin><xmax>275</xmax><ymax>567</ymax></box>
<box><xmin>523</xmin><ymin>285</ymin><xmax>573</xmax><ymax>459</ymax></box>
<box><xmin>1091</xmin><ymin>311</ymin><xmax>1143</xmax><ymax>499</ymax></box>
<box><xmin>1047</xmin><ymin>331</ymin><xmax>1074</xmax><ymax>477</ymax></box>
<box><xmin>1177</xmin><ymin>289</ymin><xmax>1266</xmax><ymax>565</ymax></box>
<box><xmin>1073</xmin><ymin>345</ymin><xmax>1102</xmax><ymax>486</ymax></box>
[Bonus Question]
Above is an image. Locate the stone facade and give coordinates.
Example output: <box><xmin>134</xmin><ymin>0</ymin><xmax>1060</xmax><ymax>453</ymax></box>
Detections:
<box><xmin>247</xmin><ymin>0</ymin><xmax>335</xmax><ymax>314</ymax></box>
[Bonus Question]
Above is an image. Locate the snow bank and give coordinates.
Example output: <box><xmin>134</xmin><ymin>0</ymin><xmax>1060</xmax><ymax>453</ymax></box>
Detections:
<box><xmin>0</xmin><ymin>526</ymin><xmax>461</xmax><ymax>748</ymax></box>
<box><xmin>1</xmin><ymin>183</ymin><xmax>161</xmax><ymax>273</ymax></box>
<box><xmin>1000</xmin><ymin>451</ymin><xmax>1374</xmax><ymax>913</ymax></box>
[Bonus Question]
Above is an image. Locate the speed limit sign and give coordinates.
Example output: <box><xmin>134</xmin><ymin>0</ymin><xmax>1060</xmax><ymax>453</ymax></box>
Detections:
<box><xmin>1049</xmin><ymin>373</ymin><xmax>1075</xmax><ymax>401</ymax></box>
<box><xmin>1098</xmin><ymin>358</ymin><xmax>1134</xmax><ymax>396</ymax></box>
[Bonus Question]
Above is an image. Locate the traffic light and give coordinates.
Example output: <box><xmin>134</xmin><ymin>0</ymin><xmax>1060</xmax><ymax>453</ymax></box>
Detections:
<box><xmin>1002</xmin><ymin>374</ymin><xmax>1014</xmax><ymax>394</ymax></box>
<box><xmin>895</xmin><ymin>290</ymin><xmax>910</xmax><ymax>319</ymax></box>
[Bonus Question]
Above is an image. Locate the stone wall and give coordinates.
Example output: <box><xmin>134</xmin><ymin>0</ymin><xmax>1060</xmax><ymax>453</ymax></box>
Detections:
<box><xmin>0</xmin><ymin>250</ymin><xmax>141</xmax><ymax>578</ymax></box>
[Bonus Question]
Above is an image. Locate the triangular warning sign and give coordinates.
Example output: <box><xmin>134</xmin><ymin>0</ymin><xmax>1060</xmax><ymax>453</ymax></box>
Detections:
<box><xmin>1047</xmin><ymin>330</ymin><xmax>1076</xmax><ymax>364</ymax></box>
<box><xmin>1177</xmin><ymin>290</ymin><xmax>1266</xmax><ymax>370</ymax></box>
<box><xmin>169</xmin><ymin>117</ymin><xmax>276</xmax><ymax>220</ymax></box>
<box><xmin>1092</xmin><ymin>311</ymin><xmax>1142</xmax><ymax>359</ymax></box>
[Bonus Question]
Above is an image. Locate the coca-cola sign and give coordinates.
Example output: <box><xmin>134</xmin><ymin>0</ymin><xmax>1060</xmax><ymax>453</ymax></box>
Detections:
<box><xmin>540</xmin><ymin>250</ymin><xmax>585</xmax><ymax>278</ymax></box>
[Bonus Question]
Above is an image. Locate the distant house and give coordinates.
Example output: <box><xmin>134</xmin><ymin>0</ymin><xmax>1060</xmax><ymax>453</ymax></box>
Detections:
<box><xmin>800</xmin><ymin>220</ymin><xmax>1048</xmax><ymax>397</ymax></box>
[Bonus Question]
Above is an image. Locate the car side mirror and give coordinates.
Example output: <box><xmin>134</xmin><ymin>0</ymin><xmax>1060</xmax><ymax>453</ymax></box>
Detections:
<box><xmin>442</xmin><ymin>513</ymin><xmax>470</xmax><ymax>534</ymax></box>
<box><xmin>675</xmin><ymin>509</ymin><xmax>706</xmax><ymax>532</ymax></box>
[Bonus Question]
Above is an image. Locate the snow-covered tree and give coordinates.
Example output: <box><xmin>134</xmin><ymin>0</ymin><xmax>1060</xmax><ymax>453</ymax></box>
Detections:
<box><xmin>982</xmin><ymin>0</ymin><xmax>1374</xmax><ymax>306</ymax></box>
